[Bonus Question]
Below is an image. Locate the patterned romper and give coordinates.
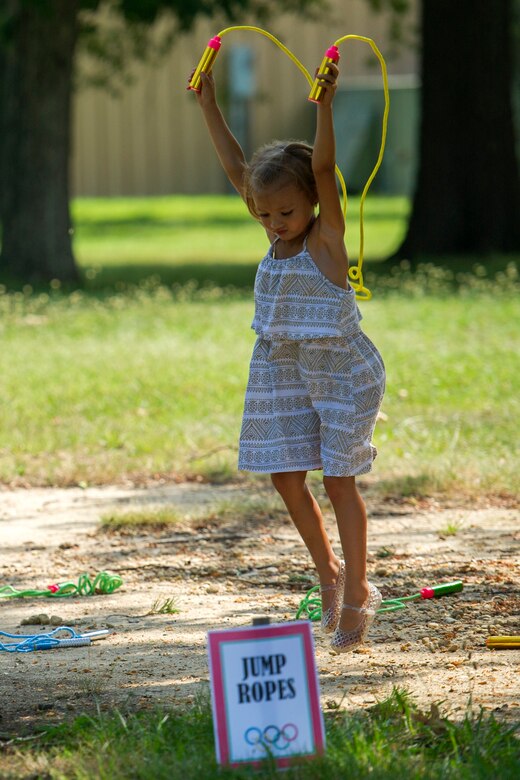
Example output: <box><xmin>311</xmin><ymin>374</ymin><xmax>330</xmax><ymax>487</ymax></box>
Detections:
<box><xmin>238</xmin><ymin>235</ymin><xmax>386</xmax><ymax>476</ymax></box>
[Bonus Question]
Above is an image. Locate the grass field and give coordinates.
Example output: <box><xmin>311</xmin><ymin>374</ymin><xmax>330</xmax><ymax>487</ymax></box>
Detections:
<box><xmin>4</xmin><ymin>690</ymin><xmax>518</xmax><ymax>779</ymax></box>
<box><xmin>72</xmin><ymin>194</ymin><xmax>409</xmax><ymax>289</ymax></box>
<box><xmin>0</xmin><ymin>195</ymin><xmax>518</xmax><ymax>499</ymax></box>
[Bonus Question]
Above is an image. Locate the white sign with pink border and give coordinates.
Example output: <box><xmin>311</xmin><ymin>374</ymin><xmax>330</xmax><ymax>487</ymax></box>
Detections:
<box><xmin>207</xmin><ymin>620</ymin><xmax>325</xmax><ymax>769</ymax></box>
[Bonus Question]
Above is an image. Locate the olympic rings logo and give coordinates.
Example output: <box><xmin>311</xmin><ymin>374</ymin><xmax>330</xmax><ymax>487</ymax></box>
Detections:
<box><xmin>244</xmin><ymin>723</ymin><xmax>298</xmax><ymax>751</ymax></box>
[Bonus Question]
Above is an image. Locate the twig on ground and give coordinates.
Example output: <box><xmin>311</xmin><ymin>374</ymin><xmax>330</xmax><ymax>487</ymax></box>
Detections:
<box><xmin>187</xmin><ymin>445</ymin><xmax>238</xmax><ymax>462</ymax></box>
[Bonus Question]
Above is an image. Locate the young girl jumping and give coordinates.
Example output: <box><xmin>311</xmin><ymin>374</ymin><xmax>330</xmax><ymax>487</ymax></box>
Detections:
<box><xmin>191</xmin><ymin>60</ymin><xmax>385</xmax><ymax>652</ymax></box>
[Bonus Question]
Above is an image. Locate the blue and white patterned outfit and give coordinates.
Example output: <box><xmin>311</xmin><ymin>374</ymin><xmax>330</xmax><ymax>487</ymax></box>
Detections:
<box><xmin>238</xmin><ymin>236</ymin><xmax>385</xmax><ymax>476</ymax></box>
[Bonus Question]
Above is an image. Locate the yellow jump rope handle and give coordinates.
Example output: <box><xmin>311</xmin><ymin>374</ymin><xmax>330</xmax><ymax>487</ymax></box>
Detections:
<box><xmin>188</xmin><ymin>36</ymin><xmax>222</xmax><ymax>92</ymax></box>
<box><xmin>308</xmin><ymin>46</ymin><xmax>340</xmax><ymax>103</ymax></box>
<box><xmin>486</xmin><ymin>636</ymin><xmax>520</xmax><ymax>649</ymax></box>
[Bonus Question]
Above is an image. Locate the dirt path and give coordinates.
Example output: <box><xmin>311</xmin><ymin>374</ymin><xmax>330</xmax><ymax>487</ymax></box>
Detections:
<box><xmin>0</xmin><ymin>484</ymin><xmax>518</xmax><ymax>735</ymax></box>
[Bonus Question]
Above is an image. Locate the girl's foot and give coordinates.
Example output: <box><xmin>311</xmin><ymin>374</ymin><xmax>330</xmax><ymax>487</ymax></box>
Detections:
<box><xmin>320</xmin><ymin>560</ymin><xmax>346</xmax><ymax>633</ymax></box>
<box><xmin>336</xmin><ymin>580</ymin><xmax>370</xmax><ymax>633</ymax></box>
<box><xmin>330</xmin><ymin>583</ymin><xmax>382</xmax><ymax>653</ymax></box>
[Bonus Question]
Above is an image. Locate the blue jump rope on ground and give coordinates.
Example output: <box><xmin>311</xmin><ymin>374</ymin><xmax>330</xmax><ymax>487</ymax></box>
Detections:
<box><xmin>0</xmin><ymin>627</ymin><xmax>110</xmax><ymax>652</ymax></box>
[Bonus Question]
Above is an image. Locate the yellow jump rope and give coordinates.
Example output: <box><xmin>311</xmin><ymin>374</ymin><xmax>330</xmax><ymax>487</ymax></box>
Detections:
<box><xmin>188</xmin><ymin>26</ymin><xmax>390</xmax><ymax>301</ymax></box>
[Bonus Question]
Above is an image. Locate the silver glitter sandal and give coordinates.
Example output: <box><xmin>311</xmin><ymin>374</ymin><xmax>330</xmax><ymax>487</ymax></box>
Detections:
<box><xmin>330</xmin><ymin>582</ymin><xmax>382</xmax><ymax>653</ymax></box>
<box><xmin>320</xmin><ymin>560</ymin><xmax>346</xmax><ymax>633</ymax></box>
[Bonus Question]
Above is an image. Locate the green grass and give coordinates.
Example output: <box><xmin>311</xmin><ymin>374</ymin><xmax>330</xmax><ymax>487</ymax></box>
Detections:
<box><xmin>100</xmin><ymin>484</ymin><xmax>288</xmax><ymax>530</ymax></box>
<box><xmin>148</xmin><ymin>597</ymin><xmax>179</xmax><ymax>615</ymax></box>
<box><xmin>4</xmin><ymin>689</ymin><xmax>519</xmax><ymax>779</ymax></box>
<box><xmin>437</xmin><ymin>520</ymin><xmax>464</xmax><ymax>538</ymax></box>
<box><xmin>100</xmin><ymin>506</ymin><xmax>186</xmax><ymax>530</ymax></box>
<box><xmin>0</xmin><ymin>288</ymin><xmax>252</xmax><ymax>487</ymax></box>
<box><xmin>0</xmin><ymin>195</ymin><xmax>518</xmax><ymax>498</ymax></box>
<box><xmin>0</xmin><ymin>282</ymin><xmax>517</xmax><ymax>498</ymax></box>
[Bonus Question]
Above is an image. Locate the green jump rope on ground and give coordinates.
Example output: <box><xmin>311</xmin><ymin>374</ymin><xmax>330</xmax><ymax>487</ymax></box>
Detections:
<box><xmin>296</xmin><ymin>580</ymin><xmax>464</xmax><ymax>621</ymax></box>
<box><xmin>0</xmin><ymin>571</ymin><xmax>123</xmax><ymax>599</ymax></box>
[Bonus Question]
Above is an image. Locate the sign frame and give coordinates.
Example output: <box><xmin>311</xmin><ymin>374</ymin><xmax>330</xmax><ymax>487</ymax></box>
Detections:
<box><xmin>207</xmin><ymin>620</ymin><xmax>325</xmax><ymax>769</ymax></box>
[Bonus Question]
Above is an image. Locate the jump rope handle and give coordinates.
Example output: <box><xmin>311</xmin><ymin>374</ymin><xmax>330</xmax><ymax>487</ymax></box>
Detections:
<box><xmin>308</xmin><ymin>45</ymin><xmax>340</xmax><ymax>103</ymax></box>
<box><xmin>187</xmin><ymin>36</ymin><xmax>222</xmax><ymax>92</ymax></box>
<box><xmin>420</xmin><ymin>581</ymin><xmax>463</xmax><ymax>599</ymax></box>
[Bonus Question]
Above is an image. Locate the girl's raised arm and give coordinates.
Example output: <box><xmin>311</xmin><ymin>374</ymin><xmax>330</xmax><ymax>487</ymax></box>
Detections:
<box><xmin>311</xmin><ymin>63</ymin><xmax>345</xmax><ymax>239</ymax></box>
<box><xmin>192</xmin><ymin>71</ymin><xmax>247</xmax><ymax>198</ymax></box>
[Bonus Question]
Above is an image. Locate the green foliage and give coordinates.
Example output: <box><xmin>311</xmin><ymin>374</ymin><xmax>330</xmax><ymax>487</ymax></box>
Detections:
<box><xmin>1</xmin><ymin>1</ymin><xmax>326</xmax><ymax>92</ymax></box>
<box><xmin>113</xmin><ymin>1</ymin><xmax>325</xmax><ymax>29</ymax></box>
<box><xmin>77</xmin><ymin>0</ymin><xmax>326</xmax><ymax>89</ymax></box>
<box><xmin>364</xmin><ymin>0</ymin><xmax>415</xmax><ymax>55</ymax></box>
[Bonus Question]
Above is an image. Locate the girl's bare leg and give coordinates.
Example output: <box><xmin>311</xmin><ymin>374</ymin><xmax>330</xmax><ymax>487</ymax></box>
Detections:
<box><xmin>271</xmin><ymin>471</ymin><xmax>341</xmax><ymax>612</ymax></box>
<box><xmin>322</xmin><ymin>475</ymin><xmax>370</xmax><ymax>631</ymax></box>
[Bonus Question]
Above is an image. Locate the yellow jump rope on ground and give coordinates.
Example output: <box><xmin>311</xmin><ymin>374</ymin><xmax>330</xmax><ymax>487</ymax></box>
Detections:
<box><xmin>188</xmin><ymin>26</ymin><xmax>390</xmax><ymax>301</ymax></box>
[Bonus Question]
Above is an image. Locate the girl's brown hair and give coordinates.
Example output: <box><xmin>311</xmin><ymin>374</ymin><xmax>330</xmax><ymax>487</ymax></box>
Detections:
<box><xmin>243</xmin><ymin>140</ymin><xmax>318</xmax><ymax>218</ymax></box>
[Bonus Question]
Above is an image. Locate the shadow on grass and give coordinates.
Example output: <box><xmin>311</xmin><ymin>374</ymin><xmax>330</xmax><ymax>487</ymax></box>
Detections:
<box><xmin>378</xmin><ymin>252</ymin><xmax>519</xmax><ymax>276</ymax></box>
<box><xmin>75</xmin><ymin>208</ymin><xmax>405</xmax><ymax>232</ymax></box>
<box><xmin>378</xmin><ymin>473</ymin><xmax>442</xmax><ymax>500</ymax></box>
<box><xmin>76</xmin><ymin>214</ymin><xmax>253</xmax><ymax>235</ymax></box>
<box><xmin>0</xmin><ymin>254</ymin><xmax>518</xmax><ymax>297</ymax></box>
<box><xmin>81</xmin><ymin>254</ymin><xmax>519</xmax><ymax>295</ymax></box>
<box><xmin>83</xmin><ymin>262</ymin><xmax>258</xmax><ymax>291</ymax></box>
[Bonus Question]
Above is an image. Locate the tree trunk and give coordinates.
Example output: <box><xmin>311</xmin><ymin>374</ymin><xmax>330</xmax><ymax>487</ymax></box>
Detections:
<box><xmin>0</xmin><ymin>0</ymin><xmax>80</xmax><ymax>283</ymax></box>
<box><xmin>396</xmin><ymin>0</ymin><xmax>520</xmax><ymax>260</ymax></box>
<box><xmin>0</xmin><ymin>32</ymin><xmax>6</xmax><ymax>223</ymax></box>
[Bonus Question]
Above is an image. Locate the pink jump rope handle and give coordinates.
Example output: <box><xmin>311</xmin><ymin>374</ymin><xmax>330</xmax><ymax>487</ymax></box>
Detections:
<box><xmin>188</xmin><ymin>36</ymin><xmax>222</xmax><ymax>92</ymax></box>
<box><xmin>308</xmin><ymin>45</ymin><xmax>340</xmax><ymax>103</ymax></box>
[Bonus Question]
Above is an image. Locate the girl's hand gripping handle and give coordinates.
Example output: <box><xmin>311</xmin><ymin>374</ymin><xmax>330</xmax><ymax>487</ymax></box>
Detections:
<box><xmin>308</xmin><ymin>45</ymin><xmax>340</xmax><ymax>103</ymax></box>
<box><xmin>188</xmin><ymin>36</ymin><xmax>222</xmax><ymax>92</ymax></box>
